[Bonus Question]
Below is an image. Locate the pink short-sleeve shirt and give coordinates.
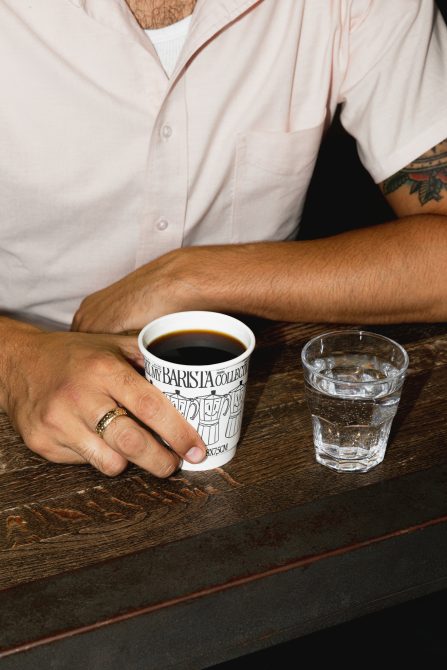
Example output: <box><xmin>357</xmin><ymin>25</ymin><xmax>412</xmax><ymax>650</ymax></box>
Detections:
<box><xmin>1</xmin><ymin>0</ymin><xmax>447</xmax><ymax>328</ymax></box>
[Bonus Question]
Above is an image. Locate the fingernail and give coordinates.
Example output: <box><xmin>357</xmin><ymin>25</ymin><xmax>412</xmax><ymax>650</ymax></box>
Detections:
<box><xmin>185</xmin><ymin>446</ymin><xmax>206</xmax><ymax>463</ymax></box>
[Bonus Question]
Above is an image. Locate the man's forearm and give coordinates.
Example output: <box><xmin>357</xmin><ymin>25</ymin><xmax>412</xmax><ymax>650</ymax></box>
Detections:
<box><xmin>177</xmin><ymin>215</ymin><xmax>447</xmax><ymax>323</ymax></box>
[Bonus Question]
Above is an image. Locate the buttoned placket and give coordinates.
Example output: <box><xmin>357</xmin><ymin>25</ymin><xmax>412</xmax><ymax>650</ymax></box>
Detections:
<box><xmin>134</xmin><ymin>0</ymin><xmax>262</xmax><ymax>267</ymax></box>
<box><xmin>137</xmin><ymin>74</ymin><xmax>190</xmax><ymax>266</ymax></box>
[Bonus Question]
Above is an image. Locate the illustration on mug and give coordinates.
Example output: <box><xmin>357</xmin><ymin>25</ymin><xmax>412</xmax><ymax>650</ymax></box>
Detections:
<box><xmin>165</xmin><ymin>384</ymin><xmax>246</xmax><ymax>446</ymax></box>
<box><xmin>225</xmin><ymin>381</ymin><xmax>246</xmax><ymax>438</ymax></box>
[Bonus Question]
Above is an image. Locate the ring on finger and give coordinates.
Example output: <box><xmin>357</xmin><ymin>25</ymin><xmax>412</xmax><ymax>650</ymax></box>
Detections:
<box><xmin>95</xmin><ymin>407</ymin><xmax>128</xmax><ymax>438</ymax></box>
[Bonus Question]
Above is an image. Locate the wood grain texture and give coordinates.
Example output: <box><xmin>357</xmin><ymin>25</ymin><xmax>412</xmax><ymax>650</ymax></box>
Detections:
<box><xmin>0</xmin><ymin>320</ymin><xmax>446</xmax><ymax>594</ymax></box>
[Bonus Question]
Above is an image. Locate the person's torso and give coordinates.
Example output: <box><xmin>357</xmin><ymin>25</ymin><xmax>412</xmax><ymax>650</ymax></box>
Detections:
<box><xmin>0</xmin><ymin>0</ymin><xmax>352</xmax><ymax>327</ymax></box>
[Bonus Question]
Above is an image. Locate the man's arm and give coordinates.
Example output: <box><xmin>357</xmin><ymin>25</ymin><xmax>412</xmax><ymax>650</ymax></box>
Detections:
<box><xmin>72</xmin><ymin>139</ymin><xmax>447</xmax><ymax>332</ymax></box>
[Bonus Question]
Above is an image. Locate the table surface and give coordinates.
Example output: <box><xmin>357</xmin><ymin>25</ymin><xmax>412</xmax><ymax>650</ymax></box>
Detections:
<box><xmin>1</xmin><ymin>320</ymin><xmax>447</xmax><ymax>669</ymax></box>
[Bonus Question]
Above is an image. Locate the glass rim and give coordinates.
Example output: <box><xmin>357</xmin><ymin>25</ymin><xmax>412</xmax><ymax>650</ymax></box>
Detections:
<box><xmin>301</xmin><ymin>329</ymin><xmax>409</xmax><ymax>385</ymax></box>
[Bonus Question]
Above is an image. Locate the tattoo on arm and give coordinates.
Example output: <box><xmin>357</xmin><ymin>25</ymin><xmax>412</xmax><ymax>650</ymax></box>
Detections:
<box><xmin>382</xmin><ymin>140</ymin><xmax>447</xmax><ymax>206</ymax></box>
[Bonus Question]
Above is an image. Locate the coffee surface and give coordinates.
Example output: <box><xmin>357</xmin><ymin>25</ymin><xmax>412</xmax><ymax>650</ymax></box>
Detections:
<box><xmin>147</xmin><ymin>329</ymin><xmax>246</xmax><ymax>365</ymax></box>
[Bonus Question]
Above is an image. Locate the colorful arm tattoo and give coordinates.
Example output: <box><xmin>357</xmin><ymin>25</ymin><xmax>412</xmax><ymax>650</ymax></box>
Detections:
<box><xmin>382</xmin><ymin>140</ymin><xmax>447</xmax><ymax>206</ymax></box>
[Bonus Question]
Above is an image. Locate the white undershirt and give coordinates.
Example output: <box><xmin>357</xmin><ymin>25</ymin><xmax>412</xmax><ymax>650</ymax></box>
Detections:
<box><xmin>145</xmin><ymin>15</ymin><xmax>192</xmax><ymax>77</ymax></box>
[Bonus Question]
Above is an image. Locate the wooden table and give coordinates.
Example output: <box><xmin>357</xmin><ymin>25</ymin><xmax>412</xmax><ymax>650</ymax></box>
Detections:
<box><xmin>1</xmin><ymin>321</ymin><xmax>447</xmax><ymax>669</ymax></box>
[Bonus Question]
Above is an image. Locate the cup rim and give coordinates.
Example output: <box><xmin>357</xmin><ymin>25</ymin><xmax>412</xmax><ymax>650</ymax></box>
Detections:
<box><xmin>138</xmin><ymin>310</ymin><xmax>256</xmax><ymax>371</ymax></box>
<box><xmin>301</xmin><ymin>329</ymin><xmax>409</xmax><ymax>385</ymax></box>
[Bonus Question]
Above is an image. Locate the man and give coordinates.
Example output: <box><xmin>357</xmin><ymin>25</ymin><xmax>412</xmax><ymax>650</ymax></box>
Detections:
<box><xmin>1</xmin><ymin>0</ymin><xmax>447</xmax><ymax>478</ymax></box>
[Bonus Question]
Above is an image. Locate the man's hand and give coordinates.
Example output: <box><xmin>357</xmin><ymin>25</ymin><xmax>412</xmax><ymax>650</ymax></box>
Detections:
<box><xmin>71</xmin><ymin>250</ymin><xmax>201</xmax><ymax>334</ymax></box>
<box><xmin>2</xmin><ymin>325</ymin><xmax>206</xmax><ymax>476</ymax></box>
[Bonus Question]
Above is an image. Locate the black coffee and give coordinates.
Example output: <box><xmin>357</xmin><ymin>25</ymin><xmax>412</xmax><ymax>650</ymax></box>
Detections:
<box><xmin>147</xmin><ymin>329</ymin><xmax>246</xmax><ymax>365</ymax></box>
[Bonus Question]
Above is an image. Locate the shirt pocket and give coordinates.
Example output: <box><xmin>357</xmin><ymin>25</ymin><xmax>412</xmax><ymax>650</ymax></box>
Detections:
<box><xmin>231</xmin><ymin>123</ymin><xmax>324</xmax><ymax>242</ymax></box>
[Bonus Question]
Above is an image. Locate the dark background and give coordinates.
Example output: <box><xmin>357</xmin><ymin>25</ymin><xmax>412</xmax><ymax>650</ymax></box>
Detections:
<box><xmin>210</xmin><ymin>1</ymin><xmax>447</xmax><ymax>667</ymax></box>
<box><xmin>298</xmin><ymin>106</ymin><xmax>395</xmax><ymax>239</ymax></box>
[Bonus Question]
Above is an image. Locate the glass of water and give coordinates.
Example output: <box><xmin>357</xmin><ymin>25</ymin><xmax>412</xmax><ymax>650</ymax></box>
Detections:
<box><xmin>301</xmin><ymin>330</ymin><xmax>409</xmax><ymax>473</ymax></box>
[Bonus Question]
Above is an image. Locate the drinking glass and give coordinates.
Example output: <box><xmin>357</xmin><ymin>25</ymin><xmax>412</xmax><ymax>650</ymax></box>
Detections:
<box><xmin>301</xmin><ymin>330</ymin><xmax>409</xmax><ymax>473</ymax></box>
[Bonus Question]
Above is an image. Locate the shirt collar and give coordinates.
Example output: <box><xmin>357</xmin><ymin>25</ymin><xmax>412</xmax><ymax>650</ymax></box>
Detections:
<box><xmin>68</xmin><ymin>0</ymin><xmax>263</xmax><ymax>77</ymax></box>
<box><xmin>172</xmin><ymin>0</ymin><xmax>263</xmax><ymax>79</ymax></box>
<box><xmin>70</xmin><ymin>0</ymin><xmax>156</xmax><ymax>57</ymax></box>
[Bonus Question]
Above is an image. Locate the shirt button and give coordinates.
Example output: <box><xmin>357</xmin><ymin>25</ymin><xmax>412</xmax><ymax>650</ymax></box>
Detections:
<box><xmin>156</xmin><ymin>219</ymin><xmax>169</xmax><ymax>231</ymax></box>
<box><xmin>161</xmin><ymin>124</ymin><xmax>173</xmax><ymax>139</ymax></box>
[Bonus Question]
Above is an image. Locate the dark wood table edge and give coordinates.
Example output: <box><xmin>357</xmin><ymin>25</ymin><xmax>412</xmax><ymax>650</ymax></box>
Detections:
<box><xmin>1</xmin><ymin>462</ymin><xmax>447</xmax><ymax>668</ymax></box>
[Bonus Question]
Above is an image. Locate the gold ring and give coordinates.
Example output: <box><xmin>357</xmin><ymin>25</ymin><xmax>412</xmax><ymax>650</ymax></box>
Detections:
<box><xmin>95</xmin><ymin>407</ymin><xmax>128</xmax><ymax>438</ymax></box>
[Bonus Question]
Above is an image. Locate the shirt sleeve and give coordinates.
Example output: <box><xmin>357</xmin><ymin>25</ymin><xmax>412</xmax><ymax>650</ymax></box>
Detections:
<box><xmin>339</xmin><ymin>0</ymin><xmax>447</xmax><ymax>183</ymax></box>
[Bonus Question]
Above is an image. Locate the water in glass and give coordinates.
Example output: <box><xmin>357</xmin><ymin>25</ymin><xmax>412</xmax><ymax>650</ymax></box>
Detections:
<box><xmin>305</xmin><ymin>352</ymin><xmax>402</xmax><ymax>472</ymax></box>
